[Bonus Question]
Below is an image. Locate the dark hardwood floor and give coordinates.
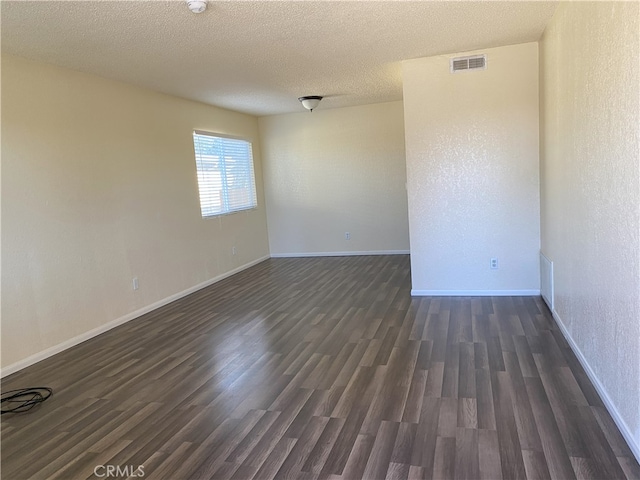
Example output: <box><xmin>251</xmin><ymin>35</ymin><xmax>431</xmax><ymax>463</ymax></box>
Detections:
<box><xmin>2</xmin><ymin>255</ymin><xmax>639</xmax><ymax>480</ymax></box>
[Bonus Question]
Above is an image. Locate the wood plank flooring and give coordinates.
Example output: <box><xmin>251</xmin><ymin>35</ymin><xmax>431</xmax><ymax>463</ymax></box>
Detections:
<box><xmin>2</xmin><ymin>255</ymin><xmax>639</xmax><ymax>479</ymax></box>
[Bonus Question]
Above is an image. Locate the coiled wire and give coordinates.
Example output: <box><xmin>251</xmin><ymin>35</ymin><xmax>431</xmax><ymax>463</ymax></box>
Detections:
<box><xmin>1</xmin><ymin>387</ymin><xmax>53</xmax><ymax>414</ymax></box>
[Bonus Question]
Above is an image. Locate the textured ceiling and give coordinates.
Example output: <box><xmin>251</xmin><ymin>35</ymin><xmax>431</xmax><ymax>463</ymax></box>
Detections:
<box><xmin>1</xmin><ymin>1</ymin><xmax>558</xmax><ymax>116</ymax></box>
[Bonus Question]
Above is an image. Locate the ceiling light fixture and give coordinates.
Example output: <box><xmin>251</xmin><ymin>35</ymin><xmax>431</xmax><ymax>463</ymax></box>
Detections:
<box><xmin>187</xmin><ymin>1</ymin><xmax>207</xmax><ymax>14</ymax></box>
<box><xmin>298</xmin><ymin>96</ymin><xmax>323</xmax><ymax>112</ymax></box>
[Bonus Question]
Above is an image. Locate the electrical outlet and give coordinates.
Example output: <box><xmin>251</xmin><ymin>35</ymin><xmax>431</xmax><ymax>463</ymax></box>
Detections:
<box><xmin>490</xmin><ymin>258</ymin><xmax>498</xmax><ymax>269</ymax></box>
<box><xmin>345</xmin><ymin>232</ymin><xmax>350</xmax><ymax>240</ymax></box>
<box><xmin>132</xmin><ymin>277</ymin><xmax>139</xmax><ymax>290</ymax></box>
<box><xmin>232</xmin><ymin>246</ymin><xmax>237</xmax><ymax>255</ymax></box>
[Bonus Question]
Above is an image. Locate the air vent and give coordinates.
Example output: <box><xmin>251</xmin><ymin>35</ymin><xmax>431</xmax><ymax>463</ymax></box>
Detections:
<box><xmin>540</xmin><ymin>252</ymin><xmax>554</xmax><ymax>311</ymax></box>
<box><xmin>450</xmin><ymin>54</ymin><xmax>486</xmax><ymax>73</ymax></box>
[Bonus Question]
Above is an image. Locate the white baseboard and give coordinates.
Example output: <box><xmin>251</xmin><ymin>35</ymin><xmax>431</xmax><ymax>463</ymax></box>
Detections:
<box><xmin>1</xmin><ymin>255</ymin><xmax>271</xmax><ymax>378</ymax></box>
<box><xmin>410</xmin><ymin>289</ymin><xmax>541</xmax><ymax>297</ymax></box>
<box><xmin>551</xmin><ymin>308</ymin><xmax>640</xmax><ymax>463</ymax></box>
<box><xmin>270</xmin><ymin>250</ymin><xmax>410</xmax><ymax>258</ymax></box>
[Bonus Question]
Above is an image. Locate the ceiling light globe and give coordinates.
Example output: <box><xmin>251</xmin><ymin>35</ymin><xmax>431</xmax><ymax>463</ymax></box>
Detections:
<box><xmin>298</xmin><ymin>96</ymin><xmax>323</xmax><ymax>112</ymax></box>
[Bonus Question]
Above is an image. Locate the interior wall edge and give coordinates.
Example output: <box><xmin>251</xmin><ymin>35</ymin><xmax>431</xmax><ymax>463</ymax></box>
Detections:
<box><xmin>0</xmin><ymin>255</ymin><xmax>271</xmax><ymax>378</ymax></box>
<box><xmin>552</xmin><ymin>308</ymin><xmax>640</xmax><ymax>464</ymax></box>
<box><xmin>410</xmin><ymin>290</ymin><xmax>541</xmax><ymax>297</ymax></box>
<box><xmin>270</xmin><ymin>250</ymin><xmax>410</xmax><ymax>258</ymax></box>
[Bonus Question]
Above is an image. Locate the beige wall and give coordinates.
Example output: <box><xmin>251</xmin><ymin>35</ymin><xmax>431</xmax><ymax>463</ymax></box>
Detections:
<box><xmin>540</xmin><ymin>2</ymin><xmax>640</xmax><ymax>453</ymax></box>
<box><xmin>1</xmin><ymin>55</ymin><xmax>270</xmax><ymax>371</ymax></box>
<box><xmin>259</xmin><ymin>102</ymin><xmax>409</xmax><ymax>256</ymax></box>
<box><xmin>402</xmin><ymin>42</ymin><xmax>540</xmax><ymax>295</ymax></box>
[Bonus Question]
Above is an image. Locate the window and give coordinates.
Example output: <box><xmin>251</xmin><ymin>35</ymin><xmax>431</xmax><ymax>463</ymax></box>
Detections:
<box><xmin>192</xmin><ymin>131</ymin><xmax>258</xmax><ymax>217</ymax></box>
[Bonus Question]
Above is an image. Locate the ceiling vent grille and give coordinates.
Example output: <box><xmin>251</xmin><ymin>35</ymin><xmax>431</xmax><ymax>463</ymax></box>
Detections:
<box><xmin>450</xmin><ymin>54</ymin><xmax>486</xmax><ymax>73</ymax></box>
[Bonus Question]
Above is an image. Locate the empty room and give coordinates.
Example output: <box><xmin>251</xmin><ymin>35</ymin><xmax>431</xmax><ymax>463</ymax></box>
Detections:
<box><xmin>1</xmin><ymin>1</ymin><xmax>639</xmax><ymax>479</ymax></box>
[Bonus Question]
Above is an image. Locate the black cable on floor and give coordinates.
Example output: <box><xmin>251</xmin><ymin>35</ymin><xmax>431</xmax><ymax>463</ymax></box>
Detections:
<box><xmin>1</xmin><ymin>387</ymin><xmax>53</xmax><ymax>414</ymax></box>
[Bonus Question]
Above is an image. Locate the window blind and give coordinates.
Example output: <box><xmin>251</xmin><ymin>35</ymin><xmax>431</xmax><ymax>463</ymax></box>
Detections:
<box><xmin>192</xmin><ymin>131</ymin><xmax>257</xmax><ymax>217</ymax></box>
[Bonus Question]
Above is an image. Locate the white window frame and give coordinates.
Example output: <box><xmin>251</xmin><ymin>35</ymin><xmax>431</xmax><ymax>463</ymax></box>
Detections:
<box><xmin>192</xmin><ymin>130</ymin><xmax>258</xmax><ymax>218</ymax></box>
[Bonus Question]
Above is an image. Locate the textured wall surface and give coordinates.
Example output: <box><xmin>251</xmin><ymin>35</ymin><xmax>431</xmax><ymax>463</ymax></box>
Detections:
<box><xmin>259</xmin><ymin>102</ymin><xmax>409</xmax><ymax>256</ymax></box>
<box><xmin>1</xmin><ymin>55</ymin><xmax>270</xmax><ymax>369</ymax></box>
<box><xmin>402</xmin><ymin>43</ymin><xmax>540</xmax><ymax>294</ymax></box>
<box><xmin>540</xmin><ymin>2</ymin><xmax>640</xmax><ymax>448</ymax></box>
